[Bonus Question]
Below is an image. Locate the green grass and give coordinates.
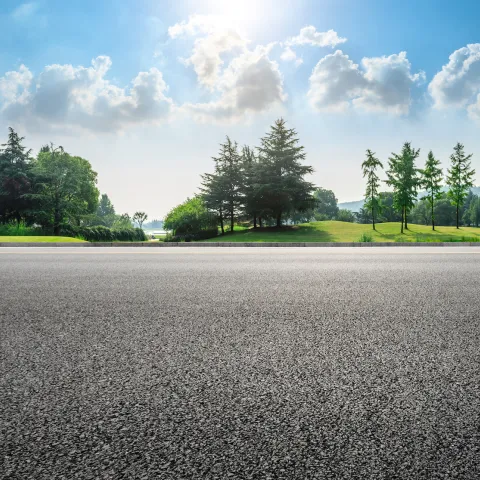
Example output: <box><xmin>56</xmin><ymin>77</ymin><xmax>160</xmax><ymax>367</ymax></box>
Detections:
<box><xmin>0</xmin><ymin>236</ymin><xmax>86</xmax><ymax>243</ymax></box>
<box><xmin>202</xmin><ymin>221</ymin><xmax>480</xmax><ymax>243</ymax></box>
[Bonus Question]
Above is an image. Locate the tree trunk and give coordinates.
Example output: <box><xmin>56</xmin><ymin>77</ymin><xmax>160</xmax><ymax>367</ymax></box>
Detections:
<box><xmin>456</xmin><ymin>205</ymin><xmax>459</xmax><ymax>229</ymax></box>
<box><xmin>404</xmin><ymin>206</ymin><xmax>408</xmax><ymax>230</ymax></box>
<box><xmin>431</xmin><ymin>197</ymin><xmax>435</xmax><ymax>231</ymax></box>
<box><xmin>253</xmin><ymin>214</ymin><xmax>257</xmax><ymax>229</ymax></box>
<box><xmin>230</xmin><ymin>207</ymin><xmax>234</xmax><ymax>233</ymax></box>
<box><xmin>219</xmin><ymin>209</ymin><xmax>224</xmax><ymax>235</ymax></box>
<box><xmin>400</xmin><ymin>206</ymin><xmax>404</xmax><ymax>234</ymax></box>
<box><xmin>259</xmin><ymin>217</ymin><xmax>262</xmax><ymax>228</ymax></box>
<box><xmin>372</xmin><ymin>205</ymin><xmax>375</xmax><ymax>231</ymax></box>
<box><xmin>276</xmin><ymin>212</ymin><xmax>281</xmax><ymax>228</ymax></box>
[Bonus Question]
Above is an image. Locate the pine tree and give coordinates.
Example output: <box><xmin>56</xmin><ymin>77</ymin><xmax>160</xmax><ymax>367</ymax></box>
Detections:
<box><xmin>241</xmin><ymin>146</ymin><xmax>261</xmax><ymax>228</ymax></box>
<box><xmin>0</xmin><ymin>127</ymin><xmax>33</xmax><ymax>224</ymax></box>
<box><xmin>257</xmin><ymin>118</ymin><xmax>314</xmax><ymax>227</ymax></box>
<box><xmin>361</xmin><ymin>149</ymin><xmax>383</xmax><ymax>230</ymax></box>
<box><xmin>386</xmin><ymin>142</ymin><xmax>420</xmax><ymax>233</ymax></box>
<box><xmin>446</xmin><ymin>143</ymin><xmax>475</xmax><ymax>229</ymax></box>
<box><xmin>419</xmin><ymin>151</ymin><xmax>443</xmax><ymax>231</ymax></box>
<box><xmin>201</xmin><ymin>137</ymin><xmax>243</xmax><ymax>234</ymax></box>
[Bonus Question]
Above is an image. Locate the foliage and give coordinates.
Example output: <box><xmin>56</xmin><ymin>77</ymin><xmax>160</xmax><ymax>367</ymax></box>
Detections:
<box><xmin>0</xmin><ymin>127</ymin><xmax>34</xmax><ymax>224</ymax></box>
<box><xmin>419</xmin><ymin>151</ymin><xmax>443</xmax><ymax>230</ymax></box>
<box><xmin>112</xmin><ymin>213</ymin><xmax>133</xmax><ymax>229</ymax></box>
<box><xmin>163</xmin><ymin>196</ymin><xmax>217</xmax><ymax>235</ymax></box>
<box><xmin>133</xmin><ymin>211</ymin><xmax>148</xmax><ymax>229</ymax></box>
<box><xmin>362</xmin><ymin>149</ymin><xmax>383</xmax><ymax>230</ymax></box>
<box><xmin>256</xmin><ymin>118</ymin><xmax>315</xmax><ymax>226</ymax></box>
<box><xmin>31</xmin><ymin>146</ymin><xmax>99</xmax><ymax>234</ymax></box>
<box><xmin>377</xmin><ymin>192</ymin><xmax>403</xmax><ymax>222</ymax></box>
<box><xmin>65</xmin><ymin>225</ymin><xmax>147</xmax><ymax>242</ymax></box>
<box><xmin>336</xmin><ymin>208</ymin><xmax>355</xmax><ymax>222</ymax></box>
<box><xmin>97</xmin><ymin>193</ymin><xmax>115</xmax><ymax>217</ymax></box>
<box><xmin>313</xmin><ymin>187</ymin><xmax>339</xmax><ymax>219</ymax></box>
<box><xmin>386</xmin><ymin>142</ymin><xmax>420</xmax><ymax>232</ymax></box>
<box><xmin>446</xmin><ymin>142</ymin><xmax>475</xmax><ymax>228</ymax></box>
<box><xmin>358</xmin><ymin>232</ymin><xmax>373</xmax><ymax>242</ymax></box>
<box><xmin>465</xmin><ymin>195</ymin><xmax>480</xmax><ymax>227</ymax></box>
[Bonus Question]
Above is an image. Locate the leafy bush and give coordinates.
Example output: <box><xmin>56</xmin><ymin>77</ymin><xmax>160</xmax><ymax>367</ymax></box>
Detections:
<box><xmin>0</xmin><ymin>222</ymin><xmax>44</xmax><ymax>236</ymax></box>
<box><xmin>163</xmin><ymin>228</ymin><xmax>218</xmax><ymax>243</ymax></box>
<box><xmin>63</xmin><ymin>225</ymin><xmax>146</xmax><ymax>242</ymax></box>
<box><xmin>164</xmin><ymin>196</ymin><xmax>217</xmax><ymax>234</ymax></box>
<box><xmin>358</xmin><ymin>232</ymin><xmax>373</xmax><ymax>243</ymax></box>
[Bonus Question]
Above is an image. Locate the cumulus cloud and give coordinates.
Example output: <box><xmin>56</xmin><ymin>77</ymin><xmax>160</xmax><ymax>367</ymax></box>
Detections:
<box><xmin>287</xmin><ymin>26</ymin><xmax>347</xmax><ymax>48</ymax></box>
<box><xmin>429</xmin><ymin>44</ymin><xmax>480</xmax><ymax>117</ymax></box>
<box><xmin>0</xmin><ymin>56</ymin><xmax>173</xmax><ymax>132</ymax></box>
<box><xmin>308</xmin><ymin>50</ymin><xmax>424</xmax><ymax>114</ymax></box>
<box><xmin>169</xmin><ymin>15</ymin><xmax>285</xmax><ymax>122</ymax></box>
<box><xmin>185</xmin><ymin>46</ymin><xmax>286</xmax><ymax>122</ymax></box>
<box><xmin>280</xmin><ymin>47</ymin><xmax>303</xmax><ymax>67</ymax></box>
<box><xmin>168</xmin><ymin>15</ymin><xmax>247</xmax><ymax>89</ymax></box>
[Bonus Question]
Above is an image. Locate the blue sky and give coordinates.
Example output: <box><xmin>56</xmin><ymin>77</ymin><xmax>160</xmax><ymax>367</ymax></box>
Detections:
<box><xmin>1</xmin><ymin>0</ymin><xmax>480</xmax><ymax>217</ymax></box>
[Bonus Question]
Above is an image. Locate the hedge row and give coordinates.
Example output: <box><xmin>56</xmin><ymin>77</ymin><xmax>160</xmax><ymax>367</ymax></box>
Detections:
<box><xmin>61</xmin><ymin>225</ymin><xmax>147</xmax><ymax>242</ymax></box>
<box><xmin>164</xmin><ymin>228</ymin><xmax>218</xmax><ymax>242</ymax></box>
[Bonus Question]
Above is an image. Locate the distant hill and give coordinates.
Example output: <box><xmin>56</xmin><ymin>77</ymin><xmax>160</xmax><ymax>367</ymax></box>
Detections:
<box><xmin>339</xmin><ymin>186</ymin><xmax>480</xmax><ymax>213</ymax></box>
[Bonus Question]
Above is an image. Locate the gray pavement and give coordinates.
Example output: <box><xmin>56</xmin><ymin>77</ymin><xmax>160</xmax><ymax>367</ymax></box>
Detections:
<box><xmin>1</xmin><ymin>247</ymin><xmax>480</xmax><ymax>479</ymax></box>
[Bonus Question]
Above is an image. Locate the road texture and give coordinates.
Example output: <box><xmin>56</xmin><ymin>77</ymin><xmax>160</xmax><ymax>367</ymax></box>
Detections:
<box><xmin>1</xmin><ymin>247</ymin><xmax>480</xmax><ymax>479</ymax></box>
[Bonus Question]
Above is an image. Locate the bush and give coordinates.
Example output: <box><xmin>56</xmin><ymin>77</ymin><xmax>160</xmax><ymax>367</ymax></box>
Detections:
<box><xmin>358</xmin><ymin>232</ymin><xmax>373</xmax><ymax>243</ymax></box>
<box><xmin>0</xmin><ymin>222</ymin><xmax>45</xmax><ymax>236</ymax></box>
<box><xmin>163</xmin><ymin>228</ymin><xmax>218</xmax><ymax>242</ymax></box>
<box><xmin>69</xmin><ymin>226</ymin><xmax>147</xmax><ymax>242</ymax></box>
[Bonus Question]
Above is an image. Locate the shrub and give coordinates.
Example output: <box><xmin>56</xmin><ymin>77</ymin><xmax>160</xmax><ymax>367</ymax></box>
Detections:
<box><xmin>72</xmin><ymin>226</ymin><xmax>146</xmax><ymax>242</ymax></box>
<box><xmin>358</xmin><ymin>232</ymin><xmax>373</xmax><ymax>243</ymax></box>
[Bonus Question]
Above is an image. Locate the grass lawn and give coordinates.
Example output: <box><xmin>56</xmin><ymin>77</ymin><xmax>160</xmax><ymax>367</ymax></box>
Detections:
<box><xmin>202</xmin><ymin>221</ymin><xmax>480</xmax><ymax>243</ymax></box>
<box><xmin>0</xmin><ymin>236</ymin><xmax>86</xmax><ymax>243</ymax></box>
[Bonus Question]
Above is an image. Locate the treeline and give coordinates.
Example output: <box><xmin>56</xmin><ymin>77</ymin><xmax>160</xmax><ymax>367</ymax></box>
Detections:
<box><xmin>361</xmin><ymin>143</ymin><xmax>476</xmax><ymax>231</ymax></box>
<box><xmin>0</xmin><ymin>128</ymin><xmax>147</xmax><ymax>241</ymax></box>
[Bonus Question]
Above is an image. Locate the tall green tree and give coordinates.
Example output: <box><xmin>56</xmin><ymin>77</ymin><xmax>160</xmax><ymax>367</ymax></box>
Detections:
<box><xmin>202</xmin><ymin>137</ymin><xmax>243</xmax><ymax>233</ymax></box>
<box><xmin>31</xmin><ymin>146</ymin><xmax>99</xmax><ymax>234</ymax></box>
<box><xmin>241</xmin><ymin>145</ymin><xmax>262</xmax><ymax>228</ymax></box>
<box><xmin>313</xmin><ymin>188</ymin><xmax>339</xmax><ymax>220</ymax></box>
<box><xmin>419</xmin><ymin>151</ymin><xmax>443</xmax><ymax>230</ymax></box>
<box><xmin>257</xmin><ymin>118</ymin><xmax>315</xmax><ymax>227</ymax></box>
<box><xmin>97</xmin><ymin>194</ymin><xmax>115</xmax><ymax>217</ymax></box>
<box><xmin>446</xmin><ymin>143</ymin><xmax>475</xmax><ymax>228</ymax></box>
<box><xmin>133</xmin><ymin>211</ymin><xmax>148</xmax><ymax>229</ymax></box>
<box><xmin>0</xmin><ymin>127</ymin><xmax>33</xmax><ymax>224</ymax></box>
<box><xmin>386</xmin><ymin>142</ymin><xmax>420</xmax><ymax>233</ymax></box>
<box><xmin>465</xmin><ymin>195</ymin><xmax>480</xmax><ymax>227</ymax></box>
<box><xmin>361</xmin><ymin>149</ymin><xmax>383</xmax><ymax>230</ymax></box>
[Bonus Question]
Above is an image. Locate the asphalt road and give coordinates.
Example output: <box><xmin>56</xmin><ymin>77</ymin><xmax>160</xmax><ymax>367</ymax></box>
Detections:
<box><xmin>1</xmin><ymin>247</ymin><xmax>480</xmax><ymax>479</ymax></box>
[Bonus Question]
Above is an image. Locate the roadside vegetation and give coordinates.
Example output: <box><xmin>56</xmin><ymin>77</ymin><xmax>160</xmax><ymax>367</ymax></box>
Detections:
<box><xmin>1</xmin><ymin>120</ymin><xmax>478</xmax><ymax>243</ymax></box>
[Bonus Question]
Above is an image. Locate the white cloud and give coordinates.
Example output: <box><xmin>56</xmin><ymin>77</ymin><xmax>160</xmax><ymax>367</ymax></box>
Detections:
<box><xmin>168</xmin><ymin>15</ymin><xmax>247</xmax><ymax>89</ymax></box>
<box><xmin>184</xmin><ymin>46</ymin><xmax>286</xmax><ymax>122</ymax></box>
<box><xmin>308</xmin><ymin>50</ymin><xmax>424</xmax><ymax>115</ymax></box>
<box><xmin>0</xmin><ymin>57</ymin><xmax>173</xmax><ymax>133</ymax></box>
<box><xmin>11</xmin><ymin>2</ymin><xmax>39</xmax><ymax>20</ymax></box>
<box><xmin>286</xmin><ymin>26</ymin><xmax>347</xmax><ymax>48</ymax></box>
<box><xmin>429</xmin><ymin>44</ymin><xmax>480</xmax><ymax>118</ymax></box>
<box><xmin>280</xmin><ymin>47</ymin><xmax>303</xmax><ymax>67</ymax></box>
<box><xmin>169</xmin><ymin>16</ymin><xmax>285</xmax><ymax>122</ymax></box>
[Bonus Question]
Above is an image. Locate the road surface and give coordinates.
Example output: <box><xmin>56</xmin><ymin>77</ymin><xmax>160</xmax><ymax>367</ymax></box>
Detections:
<box><xmin>1</xmin><ymin>247</ymin><xmax>480</xmax><ymax>479</ymax></box>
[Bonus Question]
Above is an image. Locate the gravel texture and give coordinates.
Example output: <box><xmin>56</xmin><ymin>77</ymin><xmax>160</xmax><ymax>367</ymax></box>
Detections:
<box><xmin>1</xmin><ymin>247</ymin><xmax>480</xmax><ymax>479</ymax></box>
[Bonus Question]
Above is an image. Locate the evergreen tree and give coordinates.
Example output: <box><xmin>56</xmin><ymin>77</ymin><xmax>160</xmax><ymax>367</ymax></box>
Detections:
<box><xmin>201</xmin><ymin>137</ymin><xmax>243</xmax><ymax>234</ymax></box>
<box><xmin>241</xmin><ymin>146</ymin><xmax>261</xmax><ymax>228</ymax></box>
<box><xmin>0</xmin><ymin>127</ymin><xmax>33</xmax><ymax>224</ymax></box>
<box><xmin>97</xmin><ymin>194</ymin><xmax>115</xmax><ymax>217</ymax></box>
<box><xmin>446</xmin><ymin>143</ymin><xmax>475</xmax><ymax>228</ymax></box>
<box><xmin>419</xmin><ymin>151</ymin><xmax>443</xmax><ymax>230</ymax></box>
<box><xmin>361</xmin><ymin>149</ymin><xmax>383</xmax><ymax>230</ymax></box>
<box><xmin>386</xmin><ymin>142</ymin><xmax>420</xmax><ymax>233</ymax></box>
<box><xmin>257</xmin><ymin>118</ymin><xmax>314</xmax><ymax>227</ymax></box>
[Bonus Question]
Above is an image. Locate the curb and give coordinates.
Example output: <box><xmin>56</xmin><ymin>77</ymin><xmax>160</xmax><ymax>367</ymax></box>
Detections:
<box><xmin>0</xmin><ymin>242</ymin><xmax>479</xmax><ymax>247</ymax></box>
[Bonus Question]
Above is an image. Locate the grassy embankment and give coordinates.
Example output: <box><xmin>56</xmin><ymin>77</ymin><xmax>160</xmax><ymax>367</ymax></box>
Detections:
<box><xmin>202</xmin><ymin>221</ymin><xmax>480</xmax><ymax>243</ymax></box>
<box><xmin>0</xmin><ymin>236</ymin><xmax>86</xmax><ymax>243</ymax></box>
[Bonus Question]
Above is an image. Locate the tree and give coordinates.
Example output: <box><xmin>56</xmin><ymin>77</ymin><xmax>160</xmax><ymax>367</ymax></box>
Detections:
<box><xmin>446</xmin><ymin>143</ymin><xmax>475</xmax><ymax>229</ymax></box>
<box><xmin>163</xmin><ymin>196</ymin><xmax>216</xmax><ymax>235</ymax></box>
<box><xmin>97</xmin><ymin>194</ymin><xmax>115</xmax><ymax>217</ymax></box>
<box><xmin>354</xmin><ymin>206</ymin><xmax>371</xmax><ymax>224</ymax></box>
<box><xmin>336</xmin><ymin>209</ymin><xmax>355</xmax><ymax>222</ymax></box>
<box><xmin>419</xmin><ymin>151</ymin><xmax>443</xmax><ymax>230</ymax></box>
<box><xmin>0</xmin><ymin>127</ymin><xmax>33</xmax><ymax>224</ymax></box>
<box><xmin>313</xmin><ymin>188</ymin><xmax>339</xmax><ymax>219</ymax></box>
<box><xmin>257</xmin><ymin>118</ymin><xmax>315</xmax><ymax>227</ymax></box>
<box><xmin>386</xmin><ymin>142</ymin><xmax>420</xmax><ymax>233</ymax></box>
<box><xmin>241</xmin><ymin>146</ymin><xmax>262</xmax><ymax>228</ymax></box>
<box><xmin>113</xmin><ymin>213</ymin><xmax>132</xmax><ymax>229</ymax></box>
<box><xmin>377</xmin><ymin>192</ymin><xmax>402</xmax><ymax>223</ymax></box>
<box><xmin>133</xmin><ymin>211</ymin><xmax>148</xmax><ymax>229</ymax></box>
<box><xmin>466</xmin><ymin>194</ymin><xmax>480</xmax><ymax>227</ymax></box>
<box><xmin>201</xmin><ymin>137</ymin><xmax>243</xmax><ymax>233</ymax></box>
<box><xmin>361</xmin><ymin>149</ymin><xmax>383</xmax><ymax>230</ymax></box>
<box><xmin>31</xmin><ymin>146</ymin><xmax>99</xmax><ymax>234</ymax></box>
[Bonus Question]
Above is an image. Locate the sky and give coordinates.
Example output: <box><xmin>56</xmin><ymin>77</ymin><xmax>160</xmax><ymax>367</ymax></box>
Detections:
<box><xmin>1</xmin><ymin>0</ymin><xmax>480</xmax><ymax>218</ymax></box>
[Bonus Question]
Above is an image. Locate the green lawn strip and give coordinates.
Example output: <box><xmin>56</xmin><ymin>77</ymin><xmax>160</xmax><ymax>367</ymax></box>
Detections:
<box><xmin>0</xmin><ymin>236</ymin><xmax>86</xmax><ymax>243</ymax></box>
<box><xmin>201</xmin><ymin>221</ymin><xmax>480</xmax><ymax>243</ymax></box>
